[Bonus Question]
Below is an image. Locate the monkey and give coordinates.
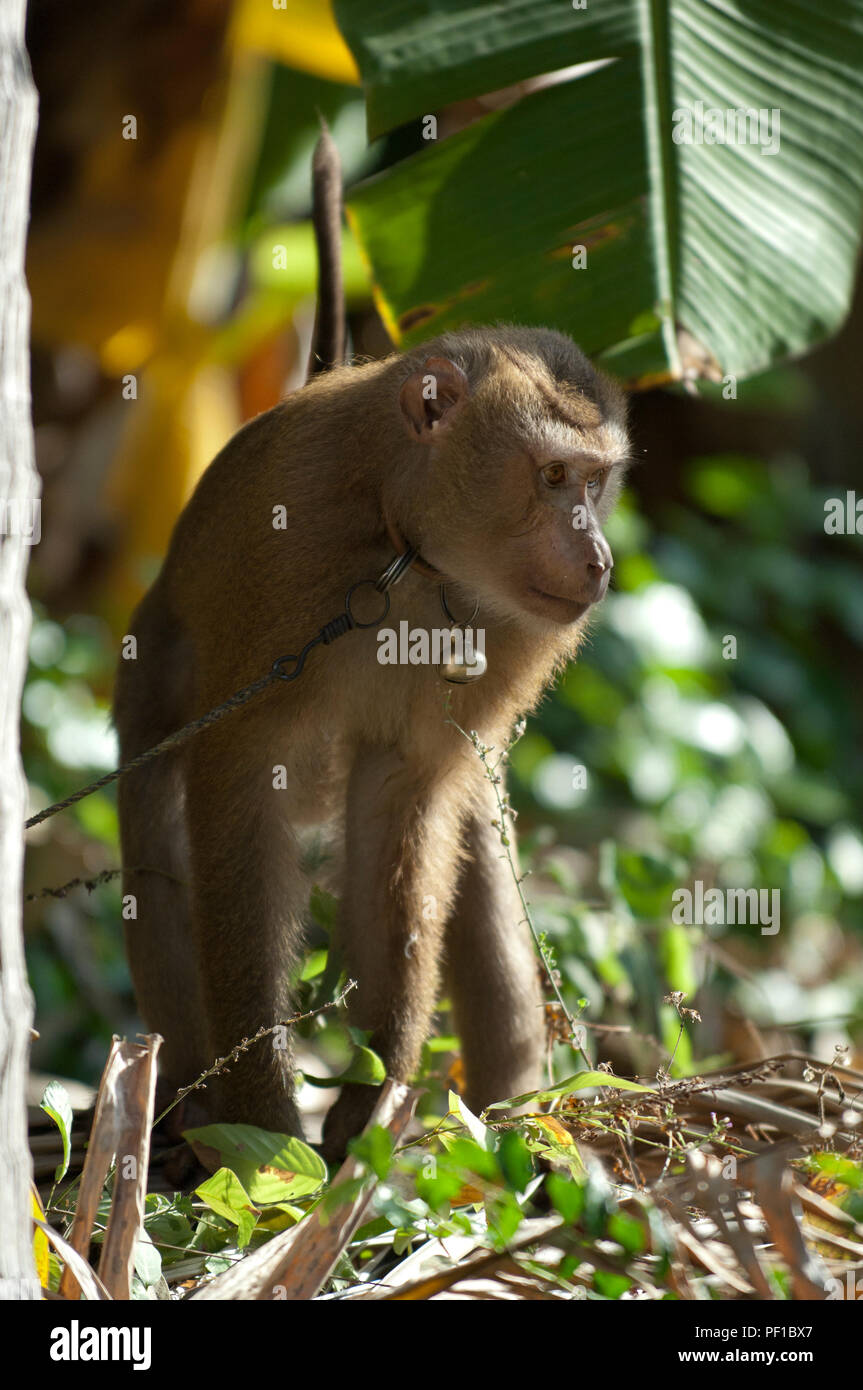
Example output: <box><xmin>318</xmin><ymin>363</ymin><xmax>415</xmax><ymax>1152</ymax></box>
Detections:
<box><xmin>113</xmin><ymin>129</ymin><xmax>628</xmax><ymax>1161</ymax></box>
<box><xmin>112</xmin><ymin>323</ymin><xmax>628</xmax><ymax>1161</ymax></box>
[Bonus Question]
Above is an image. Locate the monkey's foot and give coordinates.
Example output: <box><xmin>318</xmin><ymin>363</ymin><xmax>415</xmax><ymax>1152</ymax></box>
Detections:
<box><xmin>319</xmin><ymin>1081</ymin><xmax>385</xmax><ymax>1164</ymax></box>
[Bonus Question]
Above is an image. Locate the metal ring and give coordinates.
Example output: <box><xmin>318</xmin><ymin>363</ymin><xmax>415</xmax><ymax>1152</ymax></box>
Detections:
<box><xmin>345</xmin><ymin>580</ymin><xmax>391</xmax><ymax>629</ymax></box>
<box><xmin>439</xmin><ymin>583</ymin><xmax>479</xmax><ymax>627</ymax></box>
<box><xmin>375</xmin><ymin>546</ymin><xmax>417</xmax><ymax>593</ymax></box>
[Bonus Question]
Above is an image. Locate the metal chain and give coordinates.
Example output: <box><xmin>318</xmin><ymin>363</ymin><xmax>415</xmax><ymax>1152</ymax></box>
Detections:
<box><xmin>24</xmin><ymin>549</ymin><xmax>415</xmax><ymax>832</ymax></box>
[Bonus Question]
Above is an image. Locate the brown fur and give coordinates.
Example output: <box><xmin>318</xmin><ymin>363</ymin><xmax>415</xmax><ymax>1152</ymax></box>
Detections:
<box><xmin>113</xmin><ymin>325</ymin><xmax>628</xmax><ymax>1158</ymax></box>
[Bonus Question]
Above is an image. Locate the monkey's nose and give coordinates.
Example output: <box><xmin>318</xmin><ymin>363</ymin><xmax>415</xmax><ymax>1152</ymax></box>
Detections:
<box><xmin>585</xmin><ymin>542</ymin><xmax>613</xmax><ymax>599</ymax></box>
<box><xmin>591</xmin><ymin>533</ymin><xmax>614</xmax><ymax>573</ymax></box>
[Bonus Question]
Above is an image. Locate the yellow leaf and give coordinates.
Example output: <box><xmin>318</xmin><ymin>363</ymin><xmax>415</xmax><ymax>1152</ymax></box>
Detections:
<box><xmin>533</xmin><ymin>1116</ymin><xmax>575</xmax><ymax>1145</ymax></box>
<box><xmin>446</xmin><ymin>1056</ymin><xmax>467</xmax><ymax>1094</ymax></box>
<box><xmin>106</xmin><ymin>351</ymin><xmax>240</xmax><ymax>619</ymax></box>
<box><xmin>232</xmin><ymin>0</ymin><xmax>359</xmax><ymax>85</ymax></box>
<box><xmin>31</xmin><ymin>1187</ymin><xmax>49</xmax><ymax>1294</ymax></box>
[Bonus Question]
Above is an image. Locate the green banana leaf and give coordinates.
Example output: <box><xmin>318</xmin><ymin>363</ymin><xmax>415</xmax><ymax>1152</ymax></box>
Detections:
<box><xmin>335</xmin><ymin>0</ymin><xmax>863</xmax><ymax>382</ymax></box>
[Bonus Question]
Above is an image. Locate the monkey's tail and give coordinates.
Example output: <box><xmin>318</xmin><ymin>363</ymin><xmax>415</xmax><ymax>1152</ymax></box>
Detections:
<box><xmin>307</xmin><ymin>119</ymin><xmax>346</xmax><ymax>378</ymax></box>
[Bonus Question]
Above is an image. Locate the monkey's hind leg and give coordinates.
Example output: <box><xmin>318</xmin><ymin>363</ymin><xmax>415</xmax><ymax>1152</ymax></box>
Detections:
<box><xmin>115</xmin><ymin>603</ymin><xmax>214</xmax><ymax>1133</ymax></box>
<box><xmin>445</xmin><ymin>801</ymin><xmax>545</xmax><ymax>1114</ymax></box>
<box><xmin>117</xmin><ymin>749</ymin><xmax>210</xmax><ymax>1132</ymax></box>
<box><xmin>183</xmin><ymin>719</ymin><xmax>306</xmax><ymax>1138</ymax></box>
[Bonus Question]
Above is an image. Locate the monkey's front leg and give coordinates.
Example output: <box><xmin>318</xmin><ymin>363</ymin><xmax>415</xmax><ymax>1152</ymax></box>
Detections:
<box><xmin>445</xmin><ymin>793</ymin><xmax>545</xmax><ymax>1113</ymax></box>
<box><xmin>321</xmin><ymin>744</ymin><xmax>466</xmax><ymax>1160</ymax></box>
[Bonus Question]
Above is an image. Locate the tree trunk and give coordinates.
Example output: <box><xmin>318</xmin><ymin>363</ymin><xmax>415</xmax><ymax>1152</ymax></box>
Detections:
<box><xmin>0</xmin><ymin>0</ymin><xmax>39</xmax><ymax>1299</ymax></box>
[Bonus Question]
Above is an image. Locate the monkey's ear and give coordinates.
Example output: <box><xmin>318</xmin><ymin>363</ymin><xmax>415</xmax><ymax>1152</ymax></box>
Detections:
<box><xmin>399</xmin><ymin>356</ymin><xmax>469</xmax><ymax>441</ymax></box>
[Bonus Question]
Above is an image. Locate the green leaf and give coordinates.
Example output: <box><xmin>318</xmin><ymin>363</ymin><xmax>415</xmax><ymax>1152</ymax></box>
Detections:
<box><xmin>349</xmin><ymin>59</ymin><xmax>656</xmax><ymax>374</ymax></box>
<box><xmin>594</xmin><ymin>1270</ymin><xmax>632</xmax><ymax>1300</ymax></box>
<box><xmin>424</xmin><ymin>1034</ymin><xmax>460</xmax><ymax>1053</ymax></box>
<box><xmin>485</xmin><ymin>1071</ymin><xmax>653</xmax><ymax>1110</ymax></box>
<box><xmin>808</xmin><ymin>1154</ymin><xmax>863</xmax><ymax>1190</ymax></box>
<box><xmin>528</xmin><ymin>1121</ymin><xmax>587</xmax><ymax>1181</ymax></box>
<box><xmin>133</xmin><ymin>1231</ymin><xmax>163</xmax><ymax>1290</ymax></box>
<box><xmin>302</xmin><ymin>1045</ymin><xmax>386</xmax><ymax>1088</ymax></box>
<box><xmin>335</xmin><ymin>0</ymin><xmax>634</xmax><ymax>141</ymax></box>
<box><xmin>547</xmin><ymin>1173</ymin><xmax>586</xmax><ymax>1225</ymax></box>
<box><xmin>661</xmin><ymin>923</ymin><xmax>698</xmax><ymax>997</ymax></box>
<box><xmin>487</xmin><ymin>1190</ymin><xmax>525</xmax><ymax>1247</ymax></box>
<box><xmin>300</xmin><ymin>948</ymin><xmax>327</xmax><ymax>982</ymax></box>
<box><xmin>308</xmin><ymin>884</ymin><xmax>339</xmax><ymax>933</ymax></box>
<box><xmin>40</xmin><ymin>1080</ymin><xmax>73</xmax><ymax>1183</ymax></box>
<box><xmin>331</xmin><ymin>1043</ymin><xmax>386</xmax><ymax>1086</ymax></box>
<box><xmin>143</xmin><ymin>1208</ymin><xmax>194</xmax><ymax>1265</ymax></box>
<box><xmin>608</xmin><ymin>1211</ymin><xmax>647</xmax><ymax>1256</ymax></box>
<box><xmin>583</xmin><ymin>1164</ymin><xmax>617</xmax><ymax>1239</ymax></box>
<box><xmin>414</xmin><ymin>1167</ymin><xmax>470</xmax><ymax>1212</ymax></box>
<box><xmin>448</xmin><ymin>1090</ymin><xmax>491</xmax><ymax>1147</ymax></box>
<box><xmin>184</xmin><ymin>1123</ymin><xmax>327</xmax><ymax>1202</ymax></box>
<box><xmin>445</xmin><ymin>1138</ymin><xmax>501</xmax><ymax>1182</ymax></box>
<box><xmin>340</xmin><ymin>0</ymin><xmax>863</xmax><ymax>379</ymax></box>
<box><xmin>348</xmin><ymin>1124</ymin><xmax>394</xmax><ymax>1181</ymax></box>
<box><xmin>196</xmin><ymin>1168</ymin><xmax>259</xmax><ymax>1250</ymax></box>
<box><xmin>497</xmin><ymin>1131</ymin><xmax>533</xmax><ymax>1193</ymax></box>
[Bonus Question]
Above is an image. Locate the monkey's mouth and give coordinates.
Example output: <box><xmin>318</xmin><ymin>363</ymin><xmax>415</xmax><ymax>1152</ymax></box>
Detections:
<box><xmin>527</xmin><ymin>586</ymin><xmax>592</xmax><ymax>622</ymax></box>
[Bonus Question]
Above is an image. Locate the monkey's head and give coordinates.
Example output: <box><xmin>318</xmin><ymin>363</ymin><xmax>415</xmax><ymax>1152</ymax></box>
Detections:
<box><xmin>394</xmin><ymin>326</ymin><xmax>629</xmax><ymax>628</ymax></box>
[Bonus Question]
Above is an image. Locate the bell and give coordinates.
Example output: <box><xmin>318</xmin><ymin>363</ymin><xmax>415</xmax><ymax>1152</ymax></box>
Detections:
<box><xmin>438</xmin><ymin>627</ymin><xmax>487</xmax><ymax>683</ymax></box>
<box><xmin>441</xmin><ymin>650</ymin><xmax>489</xmax><ymax>683</ymax></box>
<box><xmin>440</xmin><ymin>648</ymin><xmax>488</xmax><ymax>683</ymax></box>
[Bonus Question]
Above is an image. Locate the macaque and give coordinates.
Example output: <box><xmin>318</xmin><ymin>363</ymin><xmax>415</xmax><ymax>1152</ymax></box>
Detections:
<box><xmin>115</xmin><ymin>122</ymin><xmax>628</xmax><ymax>1161</ymax></box>
<box><xmin>114</xmin><ymin>323</ymin><xmax>628</xmax><ymax>1160</ymax></box>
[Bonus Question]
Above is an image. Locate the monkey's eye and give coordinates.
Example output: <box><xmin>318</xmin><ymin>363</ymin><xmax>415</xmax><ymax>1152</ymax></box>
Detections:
<box><xmin>542</xmin><ymin>462</ymin><xmax>567</xmax><ymax>488</ymax></box>
<box><xmin>586</xmin><ymin>470</ymin><xmax>605</xmax><ymax>491</ymax></box>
